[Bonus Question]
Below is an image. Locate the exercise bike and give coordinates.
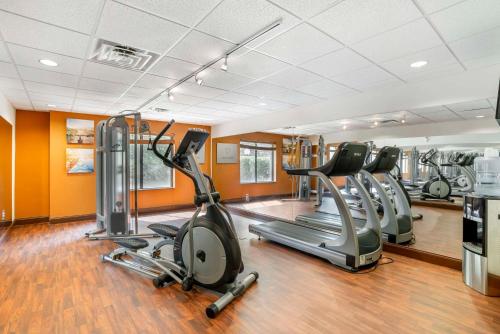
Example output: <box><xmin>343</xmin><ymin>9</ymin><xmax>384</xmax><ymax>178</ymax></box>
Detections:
<box><xmin>100</xmin><ymin>120</ymin><xmax>258</xmax><ymax>318</ymax></box>
<box><xmin>419</xmin><ymin>149</ymin><xmax>454</xmax><ymax>202</ymax></box>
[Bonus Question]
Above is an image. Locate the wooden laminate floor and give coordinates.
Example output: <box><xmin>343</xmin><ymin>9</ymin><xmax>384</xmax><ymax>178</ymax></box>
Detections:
<box><xmin>1</xmin><ymin>214</ymin><xmax>499</xmax><ymax>333</ymax></box>
<box><xmin>231</xmin><ymin>199</ymin><xmax>463</xmax><ymax>259</ymax></box>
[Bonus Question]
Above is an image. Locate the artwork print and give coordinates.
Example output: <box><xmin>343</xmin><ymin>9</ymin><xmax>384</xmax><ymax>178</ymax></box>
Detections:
<box><xmin>66</xmin><ymin>148</ymin><xmax>94</xmax><ymax>174</ymax></box>
<box><xmin>66</xmin><ymin>118</ymin><xmax>95</xmax><ymax>144</ymax></box>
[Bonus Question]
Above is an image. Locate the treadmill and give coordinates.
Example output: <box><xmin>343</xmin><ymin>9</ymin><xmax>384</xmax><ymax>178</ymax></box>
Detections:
<box><xmin>249</xmin><ymin>142</ymin><xmax>382</xmax><ymax>271</ymax></box>
<box><xmin>297</xmin><ymin>147</ymin><xmax>413</xmax><ymax>244</ymax></box>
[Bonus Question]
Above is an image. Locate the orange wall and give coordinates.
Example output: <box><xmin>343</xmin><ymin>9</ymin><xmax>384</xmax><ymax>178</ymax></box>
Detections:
<box><xmin>0</xmin><ymin>116</ymin><xmax>12</xmax><ymax>221</ymax></box>
<box><xmin>48</xmin><ymin>111</ymin><xmax>211</xmax><ymax>219</ymax></box>
<box><xmin>212</xmin><ymin>132</ymin><xmax>293</xmax><ymax>201</ymax></box>
<box><xmin>15</xmin><ymin>110</ymin><xmax>50</xmax><ymax>219</ymax></box>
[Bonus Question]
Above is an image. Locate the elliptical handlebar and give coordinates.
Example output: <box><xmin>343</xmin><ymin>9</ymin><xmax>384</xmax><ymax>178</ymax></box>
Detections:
<box><xmin>152</xmin><ymin>119</ymin><xmax>175</xmax><ymax>168</ymax></box>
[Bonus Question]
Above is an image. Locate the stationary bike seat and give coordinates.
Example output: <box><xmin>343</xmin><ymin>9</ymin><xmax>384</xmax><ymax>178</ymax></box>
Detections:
<box><xmin>114</xmin><ymin>238</ymin><xmax>149</xmax><ymax>250</ymax></box>
<box><xmin>147</xmin><ymin>223</ymin><xmax>179</xmax><ymax>238</ymax></box>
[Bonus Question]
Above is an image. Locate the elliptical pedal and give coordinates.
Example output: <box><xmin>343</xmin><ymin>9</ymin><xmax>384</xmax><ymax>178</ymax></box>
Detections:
<box><xmin>147</xmin><ymin>223</ymin><xmax>180</xmax><ymax>238</ymax></box>
<box><xmin>114</xmin><ymin>238</ymin><xmax>149</xmax><ymax>250</ymax></box>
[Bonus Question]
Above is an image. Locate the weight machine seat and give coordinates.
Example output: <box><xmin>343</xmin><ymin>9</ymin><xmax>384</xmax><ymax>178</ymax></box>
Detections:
<box><xmin>147</xmin><ymin>223</ymin><xmax>179</xmax><ymax>238</ymax></box>
<box><xmin>114</xmin><ymin>238</ymin><xmax>149</xmax><ymax>250</ymax></box>
<box><xmin>362</xmin><ymin>146</ymin><xmax>400</xmax><ymax>174</ymax></box>
<box><xmin>286</xmin><ymin>142</ymin><xmax>368</xmax><ymax>177</ymax></box>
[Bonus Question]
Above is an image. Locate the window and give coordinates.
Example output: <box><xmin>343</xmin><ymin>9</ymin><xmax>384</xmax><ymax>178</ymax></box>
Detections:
<box><xmin>130</xmin><ymin>135</ymin><xmax>174</xmax><ymax>190</ymax></box>
<box><xmin>240</xmin><ymin>141</ymin><xmax>276</xmax><ymax>184</ymax></box>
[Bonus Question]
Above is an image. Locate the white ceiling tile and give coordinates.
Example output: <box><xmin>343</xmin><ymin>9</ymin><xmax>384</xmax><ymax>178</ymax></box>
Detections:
<box><xmin>149</xmin><ymin>56</ymin><xmax>199</xmax><ymax>79</ymax></box>
<box><xmin>300</xmin><ymin>48</ymin><xmax>372</xmax><ymax>78</ymax></box>
<box><xmin>10</xmin><ymin>102</ymin><xmax>32</xmax><ymax>110</ymax></box>
<box><xmin>135</xmin><ymin>74</ymin><xmax>176</xmax><ymax>90</ymax></box>
<box><xmin>270</xmin><ymin>0</ymin><xmax>341</xmax><ymax>19</ymax></box>
<box><xmin>429</xmin><ymin>0</ymin><xmax>500</xmax><ymax>41</ymax></box>
<box><xmin>74</xmin><ymin>98</ymin><xmax>113</xmax><ymax>109</ymax></box>
<box><xmin>117</xmin><ymin>0</ymin><xmax>220</xmax><ymax>26</ymax></box>
<box><xmin>410</xmin><ymin>105</ymin><xmax>448</xmax><ymax>114</ymax></box>
<box><xmin>28</xmin><ymin>92</ymin><xmax>74</xmax><ymax>105</ymax></box>
<box><xmin>173</xmin><ymin>82</ymin><xmax>226</xmax><ymax>99</ymax></box>
<box><xmin>380</xmin><ymin>45</ymin><xmax>460</xmax><ymax>79</ymax></box>
<box><xmin>449</xmin><ymin>26</ymin><xmax>500</xmax><ymax>69</ymax></box>
<box><xmin>446</xmin><ymin>99</ymin><xmax>491</xmax><ymax>112</ymax></box>
<box><xmin>414</xmin><ymin>0</ymin><xmax>465</xmax><ymax>14</ymax></box>
<box><xmin>332</xmin><ymin>65</ymin><xmax>398</xmax><ymax>90</ymax></box>
<box><xmin>259</xmin><ymin>99</ymin><xmax>295</xmax><ymax>111</ymax></box>
<box><xmin>271</xmin><ymin>90</ymin><xmax>323</xmax><ymax>105</ymax></box>
<box><xmin>397</xmin><ymin>63</ymin><xmax>464</xmax><ymax>82</ymax></box>
<box><xmin>257</xmin><ymin>23</ymin><xmax>343</xmax><ymax>65</ymax></box>
<box><xmin>226</xmin><ymin>51</ymin><xmax>289</xmax><ymax>79</ymax></box>
<box><xmin>296</xmin><ymin>79</ymin><xmax>357</xmax><ymax>98</ymax></box>
<box><xmin>0</xmin><ymin>12</ymin><xmax>89</xmax><ymax>58</ymax></box>
<box><xmin>126</xmin><ymin>85</ymin><xmax>162</xmax><ymax>99</ymax></box>
<box><xmin>24</xmin><ymin>81</ymin><xmax>76</xmax><ymax>97</ymax></box>
<box><xmin>352</xmin><ymin>19</ymin><xmax>442</xmax><ymax>62</ymax></box>
<box><xmin>310</xmin><ymin>0</ymin><xmax>422</xmax><ymax>44</ymax></box>
<box><xmin>196</xmin><ymin>0</ymin><xmax>300</xmax><ymax>44</ymax></box>
<box><xmin>72</xmin><ymin>104</ymin><xmax>108</xmax><ymax>114</ymax></box>
<box><xmin>18</xmin><ymin>66</ymin><xmax>79</xmax><ymax>87</ymax></box>
<box><xmin>417</xmin><ymin>109</ymin><xmax>462</xmax><ymax>121</ymax></box>
<box><xmin>167</xmin><ymin>93</ymin><xmax>207</xmax><ymax>105</ymax></box>
<box><xmin>236</xmin><ymin>81</ymin><xmax>289</xmax><ymax>99</ymax></box>
<box><xmin>0</xmin><ymin>44</ymin><xmax>9</xmax><ymax>62</ymax></box>
<box><xmin>0</xmin><ymin>77</ymin><xmax>24</xmax><ymax>89</ymax></box>
<box><xmin>153</xmin><ymin>99</ymin><xmax>190</xmax><ymax>112</ymax></box>
<box><xmin>8</xmin><ymin>44</ymin><xmax>84</xmax><ymax>75</ymax></box>
<box><xmin>0</xmin><ymin>0</ymin><xmax>103</xmax><ymax>34</ymax></box>
<box><xmin>1</xmin><ymin>87</ymin><xmax>28</xmax><ymax>99</ymax></box>
<box><xmin>83</xmin><ymin>62</ymin><xmax>141</xmax><ymax>84</ymax></box>
<box><xmin>458</xmin><ymin>108</ymin><xmax>495</xmax><ymax>119</ymax></box>
<box><xmin>168</xmin><ymin>30</ymin><xmax>234</xmax><ymax>65</ymax></box>
<box><xmin>76</xmin><ymin>89</ymin><xmax>118</xmax><ymax>103</ymax></box>
<box><xmin>263</xmin><ymin>67</ymin><xmax>322</xmax><ymax>89</ymax></box>
<box><xmin>79</xmin><ymin>77</ymin><xmax>129</xmax><ymax>94</ymax></box>
<box><xmin>0</xmin><ymin>61</ymin><xmax>18</xmax><ymax>78</ymax></box>
<box><xmin>34</xmin><ymin>102</ymin><xmax>72</xmax><ymax>112</ymax></box>
<box><xmin>96</xmin><ymin>1</ymin><xmax>188</xmax><ymax>54</ymax></box>
<box><xmin>215</xmin><ymin>92</ymin><xmax>265</xmax><ymax>105</ymax></box>
<box><xmin>195</xmin><ymin>67</ymin><xmax>254</xmax><ymax>90</ymax></box>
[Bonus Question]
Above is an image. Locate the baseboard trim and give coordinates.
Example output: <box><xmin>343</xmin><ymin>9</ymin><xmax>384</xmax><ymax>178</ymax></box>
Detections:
<box><xmin>412</xmin><ymin>200</ymin><xmax>462</xmax><ymax>211</ymax></box>
<box><xmin>14</xmin><ymin>216</ymin><xmax>49</xmax><ymax>225</ymax></box>
<box><xmin>231</xmin><ymin>206</ymin><xmax>463</xmax><ymax>271</ymax></box>
<box><xmin>382</xmin><ymin>243</ymin><xmax>462</xmax><ymax>271</ymax></box>
<box><xmin>50</xmin><ymin>214</ymin><xmax>96</xmax><ymax>224</ymax></box>
<box><xmin>0</xmin><ymin>220</ymin><xmax>13</xmax><ymax>228</ymax></box>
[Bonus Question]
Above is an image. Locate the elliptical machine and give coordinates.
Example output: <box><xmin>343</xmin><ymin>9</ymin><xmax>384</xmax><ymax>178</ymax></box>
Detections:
<box><xmin>100</xmin><ymin>120</ymin><xmax>258</xmax><ymax>318</ymax></box>
<box><xmin>419</xmin><ymin>149</ymin><xmax>454</xmax><ymax>202</ymax></box>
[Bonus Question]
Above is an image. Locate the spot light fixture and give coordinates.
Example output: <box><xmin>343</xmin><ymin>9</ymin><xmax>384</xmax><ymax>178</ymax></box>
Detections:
<box><xmin>195</xmin><ymin>75</ymin><xmax>203</xmax><ymax>86</ymax></box>
<box><xmin>220</xmin><ymin>56</ymin><xmax>228</xmax><ymax>71</ymax></box>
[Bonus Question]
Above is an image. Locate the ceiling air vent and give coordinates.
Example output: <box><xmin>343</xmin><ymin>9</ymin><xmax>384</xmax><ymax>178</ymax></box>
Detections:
<box><xmin>89</xmin><ymin>39</ymin><xmax>160</xmax><ymax>71</ymax></box>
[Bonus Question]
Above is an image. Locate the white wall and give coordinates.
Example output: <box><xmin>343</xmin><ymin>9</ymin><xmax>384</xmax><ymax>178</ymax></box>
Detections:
<box><xmin>0</xmin><ymin>92</ymin><xmax>16</xmax><ymax>220</ymax></box>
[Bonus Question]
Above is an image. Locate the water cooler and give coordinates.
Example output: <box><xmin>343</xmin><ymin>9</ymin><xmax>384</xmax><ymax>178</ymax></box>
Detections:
<box><xmin>462</xmin><ymin>195</ymin><xmax>500</xmax><ymax>296</ymax></box>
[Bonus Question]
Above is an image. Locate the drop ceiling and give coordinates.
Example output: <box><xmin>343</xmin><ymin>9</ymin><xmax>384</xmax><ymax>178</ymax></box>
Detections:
<box><xmin>0</xmin><ymin>0</ymin><xmax>498</xmax><ymax>129</ymax></box>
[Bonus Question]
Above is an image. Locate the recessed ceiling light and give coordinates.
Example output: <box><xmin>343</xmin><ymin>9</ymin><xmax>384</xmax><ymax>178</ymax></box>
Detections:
<box><xmin>476</xmin><ymin>115</ymin><xmax>485</xmax><ymax>118</ymax></box>
<box><xmin>342</xmin><ymin>125</ymin><xmax>347</xmax><ymax>130</ymax></box>
<box><xmin>39</xmin><ymin>59</ymin><xmax>58</xmax><ymax>67</ymax></box>
<box><xmin>47</xmin><ymin>104</ymin><xmax>57</xmax><ymax>108</ymax></box>
<box><xmin>258</xmin><ymin>102</ymin><xmax>267</xmax><ymax>106</ymax></box>
<box><xmin>373</xmin><ymin>121</ymin><xmax>379</xmax><ymax>126</ymax></box>
<box><xmin>401</xmin><ymin>119</ymin><xmax>406</xmax><ymax>124</ymax></box>
<box><xmin>410</xmin><ymin>60</ymin><xmax>427</xmax><ymax>68</ymax></box>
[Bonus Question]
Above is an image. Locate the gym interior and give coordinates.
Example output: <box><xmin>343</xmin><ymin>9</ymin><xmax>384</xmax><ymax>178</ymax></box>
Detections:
<box><xmin>0</xmin><ymin>1</ymin><xmax>500</xmax><ymax>333</ymax></box>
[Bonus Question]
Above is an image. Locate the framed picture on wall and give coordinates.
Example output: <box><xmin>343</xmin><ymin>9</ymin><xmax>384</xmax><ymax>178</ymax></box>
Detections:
<box><xmin>66</xmin><ymin>148</ymin><xmax>94</xmax><ymax>174</ymax></box>
<box><xmin>66</xmin><ymin>118</ymin><xmax>95</xmax><ymax>144</ymax></box>
<box><xmin>217</xmin><ymin>143</ymin><xmax>238</xmax><ymax>163</ymax></box>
